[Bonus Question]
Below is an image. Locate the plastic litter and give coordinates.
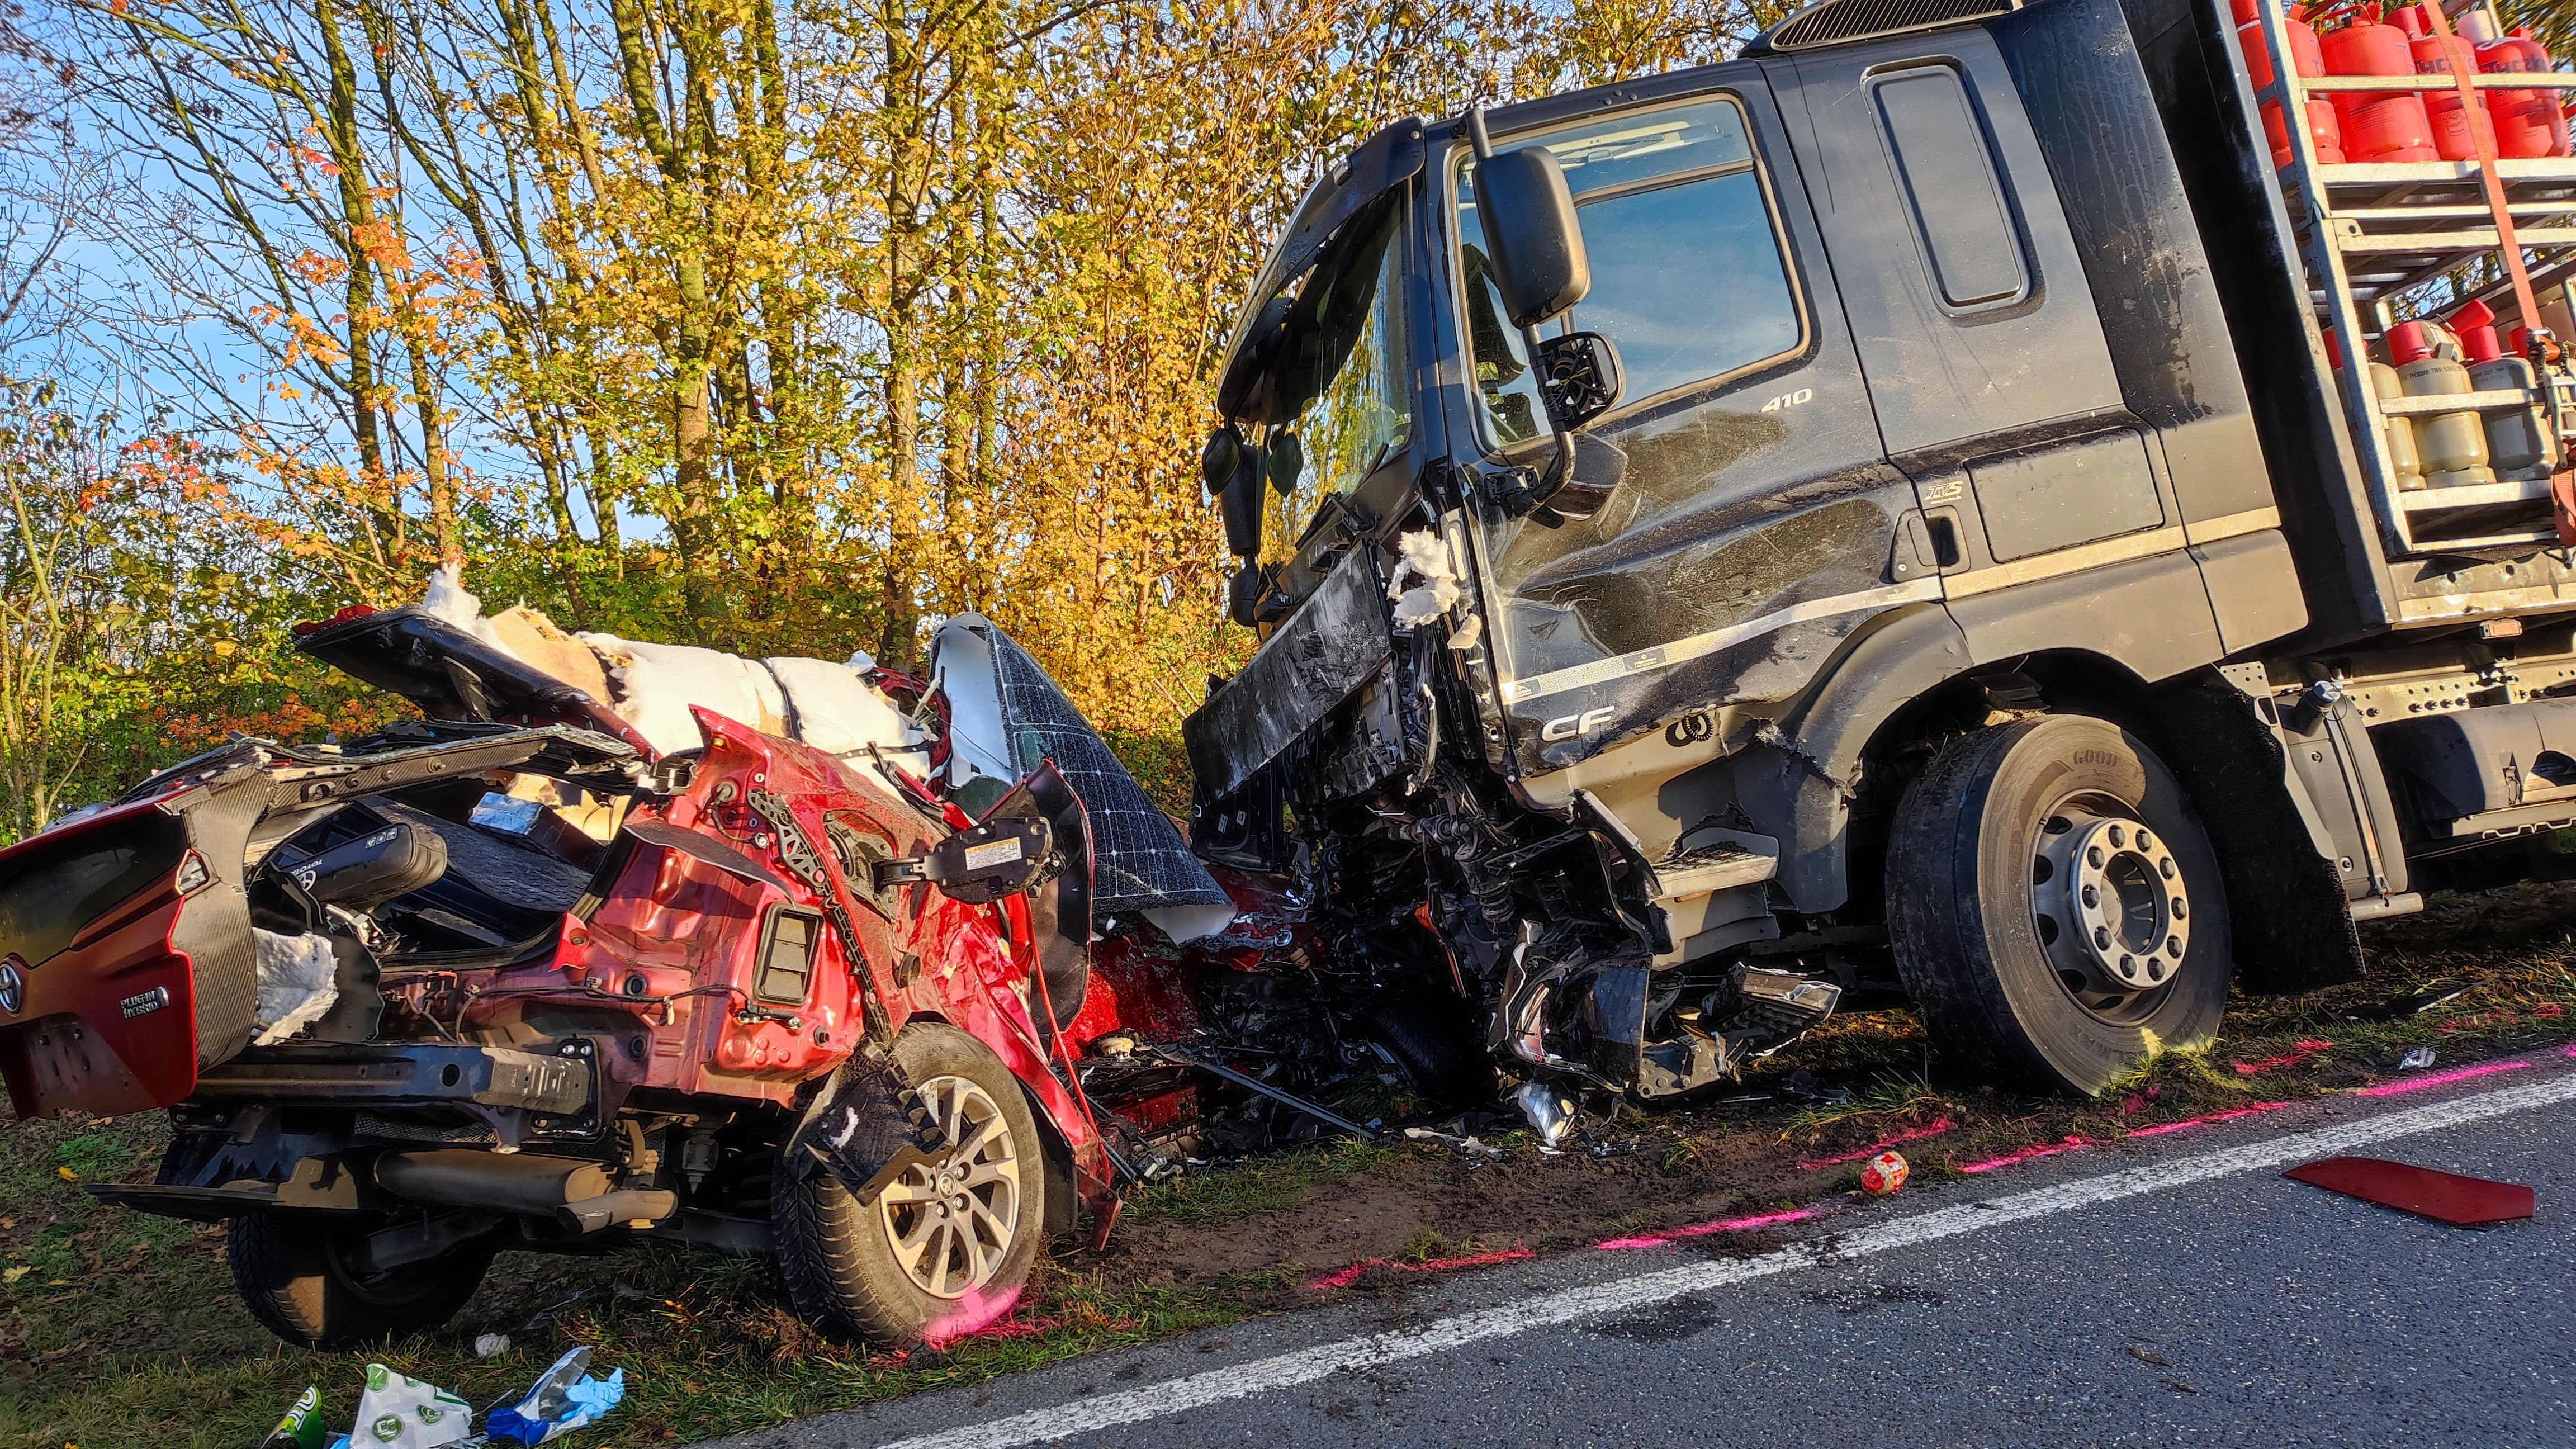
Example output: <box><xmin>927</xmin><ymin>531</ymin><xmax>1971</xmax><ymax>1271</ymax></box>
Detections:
<box><xmin>485</xmin><ymin>1345</ymin><xmax>626</xmax><ymax>1445</ymax></box>
<box><xmin>2285</xmin><ymin>1155</ymin><xmax>2535</xmax><ymax>1225</ymax></box>
<box><xmin>1860</xmin><ymin>1150</ymin><xmax>1911</xmax><ymax>1196</ymax></box>
<box><xmin>344</xmin><ymin>1363</ymin><xmax>472</xmax><ymax>1448</ymax></box>
<box><xmin>259</xmin><ymin>1385</ymin><xmax>328</xmax><ymax>1448</ymax></box>
<box><xmin>475</xmin><ymin>1332</ymin><xmax>512</xmax><ymax>1359</ymax></box>
<box><xmin>2398</xmin><ymin>1045</ymin><xmax>2438</xmax><ymax>1071</ymax></box>
<box><xmin>1512</xmin><ymin>1081</ymin><xmax>1576</xmax><ymax>1152</ymax></box>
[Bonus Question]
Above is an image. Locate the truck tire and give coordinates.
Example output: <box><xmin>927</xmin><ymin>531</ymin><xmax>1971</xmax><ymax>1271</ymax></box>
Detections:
<box><xmin>228</xmin><ymin>1210</ymin><xmax>492</xmax><ymax>1349</ymax></box>
<box><xmin>773</xmin><ymin>1024</ymin><xmax>1048</xmax><ymax>1346</ymax></box>
<box><xmin>1886</xmin><ymin>715</ymin><xmax>2230</xmax><ymax>1096</ymax></box>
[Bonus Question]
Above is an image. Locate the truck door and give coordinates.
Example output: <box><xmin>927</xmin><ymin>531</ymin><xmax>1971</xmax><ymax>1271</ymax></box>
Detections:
<box><xmin>1778</xmin><ymin>36</ymin><xmax>2183</xmax><ymax>610</ymax></box>
<box><xmin>1443</xmin><ymin>75</ymin><xmax>1915</xmax><ymax>779</ymax></box>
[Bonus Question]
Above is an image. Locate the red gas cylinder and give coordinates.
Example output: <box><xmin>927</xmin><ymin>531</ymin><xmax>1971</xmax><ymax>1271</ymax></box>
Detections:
<box><xmin>2478</xmin><ymin>28</ymin><xmax>2569</xmax><ymax>159</ymax></box>
<box><xmin>2451</xmin><ymin>298</ymin><xmax>2502</xmax><ymax>362</ymax></box>
<box><xmin>2396</xmin><ymin>6</ymin><xmax>2482</xmax><ymax>160</ymax></box>
<box><xmin>2323</xmin><ymin>17</ymin><xmax>2440</xmax><ymax>162</ymax></box>
<box><xmin>2243</xmin><ymin>10</ymin><xmax>2345</xmax><ymax>166</ymax></box>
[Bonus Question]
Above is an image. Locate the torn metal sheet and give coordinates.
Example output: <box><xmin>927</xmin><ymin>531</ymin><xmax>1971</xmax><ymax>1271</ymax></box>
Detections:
<box><xmin>2284</xmin><ymin>1156</ymin><xmax>2536</xmax><ymax>1226</ymax></box>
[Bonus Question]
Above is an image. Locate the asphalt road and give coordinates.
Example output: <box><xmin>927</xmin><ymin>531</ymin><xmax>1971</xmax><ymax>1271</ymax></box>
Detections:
<box><xmin>723</xmin><ymin>1055</ymin><xmax>2576</xmax><ymax>1449</ymax></box>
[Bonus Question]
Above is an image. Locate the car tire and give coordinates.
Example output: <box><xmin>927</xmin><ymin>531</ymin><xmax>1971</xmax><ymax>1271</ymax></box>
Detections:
<box><xmin>773</xmin><ymin>1024</ymin><xmax>1048</xmax><ymax>1346</ymax></box>
<box><xmin>228</xmin><ymin>1210</ymin><xmax>493</xmax><ymax>1350</ymax></box>
<box><xmin>1886</xmin><ymin>715</ymin><xmax>2230</xmax><ymax>1096</ymax></box>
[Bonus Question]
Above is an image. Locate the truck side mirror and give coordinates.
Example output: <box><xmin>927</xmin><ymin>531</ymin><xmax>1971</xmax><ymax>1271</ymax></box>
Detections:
<box><xmin>1204</xmin><ymin>425</ymin><xmax>1266</xmax><ymax>560</ymax></box>
<box><xmin>1476</xmin><ymin>146</ymin><xmax>1590</xmax><ymax>329</ymax></box>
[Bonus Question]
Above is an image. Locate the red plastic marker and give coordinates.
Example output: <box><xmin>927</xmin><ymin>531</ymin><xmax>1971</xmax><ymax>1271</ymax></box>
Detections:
<box><xmin>2285</xmin><ymin>1156</ymin><xmax>2535</xmax><ymax>1226</ymax></box>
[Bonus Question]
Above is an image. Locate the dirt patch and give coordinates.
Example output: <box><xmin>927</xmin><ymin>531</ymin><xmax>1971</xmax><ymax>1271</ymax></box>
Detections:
<box><xmin>1102</xmin><ymin>1125</ymin><xmax>1825</xmax><ymax>1292</ymax></box>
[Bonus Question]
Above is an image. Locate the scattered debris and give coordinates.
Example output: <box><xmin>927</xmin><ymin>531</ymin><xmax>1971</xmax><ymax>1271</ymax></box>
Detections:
<box><xmin>1859</xmin><ymin>1150</ymin><xmax>1910</xmax><ymax>1196</ymax></box>
<box><xmin>485</xmin><ymin>1345</ymin><xmax>626</xmax><ymax>1444</ymax></box>
<box><xmin>2127</xmin><ymin>1344</ymin><xmax>2171</xmax><ymax>1367</ymax></box>
<box><xmin>1402</xmin><ymin>1126</ymin><xmax>1505</xmax><ymax>1161</ymax></box>
<box><xmin>1799</xmin><ymin>1116</ymin><xmax>1955</xmax><ymax>1170</ymax></box>
<box><xmin>1512</xmin><ymin>1082</ymin><xmax>1576</xmax><ymax>1152</ymax></box>
<box><xmin>2398</xmin><ymin>1046</ymin><xmax>2439</xmax><ymax>1071</ymax></box>
<box><xmin>2354</xmin><ymin>1059</ymin><xmax>2530</xmax><ymax>1097</ymax></box>
<box><xmin>1779</xmin><ymin>1071</ymin><xmax>1852</xmax><ymax>1106</ymax></box>
<box><xmin>475</xmin><ymin>1333</ymin><xmax>513</xmax><ymax>1359</ymax></box>
<box><xmin>258</xmin><ymin>1386</ymin><xmax>327</xmax><ymax>1448</ymax></box>
<box><xmin>2284</xmin><ymin>1156</ymin><xmax>2536</xmax><ymax>1227</ymax></box>
<box><xmin>341</xmin><ymin>1363</ymin><xmax>472</xmax><ymax>1448</ymax></box>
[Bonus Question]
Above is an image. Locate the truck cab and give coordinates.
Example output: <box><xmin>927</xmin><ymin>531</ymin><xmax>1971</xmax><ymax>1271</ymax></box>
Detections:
<box><xmin>1182</xmin><ymin>0</ymin><xmax>2576</xmax><ymax>1101</ymax></box>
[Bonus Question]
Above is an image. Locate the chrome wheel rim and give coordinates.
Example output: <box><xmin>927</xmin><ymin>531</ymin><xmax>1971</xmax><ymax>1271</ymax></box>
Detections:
<box><xmin>877</xmin><ymin>1074</ymin><xmax>1022</xmax><ymax>1299</ymax></box>
<box><xmin>2031</xmin><ymin>792</ymin><xmax>2191</xmax><ymax>1025</ymax></box>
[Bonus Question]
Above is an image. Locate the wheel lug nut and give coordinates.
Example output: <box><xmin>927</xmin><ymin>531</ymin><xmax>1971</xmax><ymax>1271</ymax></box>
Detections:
<box><xmin>2167</xmin><ymin>936</ymin><xmax>2183</xmax><ymax>956</ymax></box>
<box><xmin>2135</xmin><ymin>829</ymin><xmax>2152</xmax><ymax>850</ymax></box>
<box><xmin>2160</xmin><ymin>859</ymin><xmax>2175</xmax><ymax>880</ymax></box>
<box><xmin>2148</xmin><ymin>959</ymin><xmax>2165</xmax><ymax>982</ymax></box>
<box><xmin>2087</xmin><ymin>846</ymin><xmax>2105</xmax><ymax>868</ymax></box>
<box><xmin>2109</xmin><ymin>825</ymin><xmax>2125</xmax><ymax>847</ymax></box>
<box><xmin>2094</xmin><ymin>926</ymin><xmax>2112</xmax><ymax>949</ymax></box>
<box><xmin>2171</xmin><ymin>897</ymin><xmax>2186</xmax><ymax>919</ymax></box>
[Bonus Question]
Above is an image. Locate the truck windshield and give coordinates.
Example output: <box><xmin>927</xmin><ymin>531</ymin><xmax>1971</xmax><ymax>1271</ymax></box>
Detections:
<box><xmin>1261</xmin><ymin>201</ymin><xmax>1411</xmax><ymax>526</ymax></box>
<box><xmin>1456</xmin><ymin>97</ymin><xmax>1801</xmax><ymax>443</ymax></box>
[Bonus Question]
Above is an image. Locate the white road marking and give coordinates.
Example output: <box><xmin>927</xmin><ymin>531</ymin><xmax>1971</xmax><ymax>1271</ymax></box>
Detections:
<box><xmin>879</xmin><ymin>1071</ymin><xmax>2576</xmax><ymax>1449</ymax></box>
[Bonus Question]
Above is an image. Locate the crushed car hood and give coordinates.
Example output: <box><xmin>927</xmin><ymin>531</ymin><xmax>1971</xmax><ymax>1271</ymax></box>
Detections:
<box><xmin>295</xmin><ymin>607</ymin><xmax>658</xmax><ymax>756</ymax></box>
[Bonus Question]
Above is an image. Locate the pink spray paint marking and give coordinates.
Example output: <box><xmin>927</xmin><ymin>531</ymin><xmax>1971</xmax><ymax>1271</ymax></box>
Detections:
<box><xmin>2352</xmin><ymin>1060</ymin><xmax>2532</xmax><ymax>1097</ymax></box>
<box><xmin>2123</xmin><ymin>1101</ymin><xmax>2289</xmax><ymax>1138</ymax></box>
<box><xmin>1595</xmin><ymin>1206</ymin><xmax>1820</xmax><ymax>1252</ymax></box>
<box><xmin>1799</xmin><ymin>1116</ymin><xmax>1957</xmax><ymax>1170</ymax></box>
<box><xmin>1957</xmin><ymin>1135</ymin><xmax>2091</xmax><ymax>1175</ymax></box>
<box><xmin>1305</xmin><ymin>1247</ymin><xmax>1533</xmax><ymax>1292</ymax></box>
<box><xmin>2232</xmin><ymin>1040</ymin><xmax>2334</xmax><ymax>1076</ymax></box>
<box><xmin>919</xmin><ymin>1285</ymin><xmax>1025</xmax><ymax>1348</ymax></box>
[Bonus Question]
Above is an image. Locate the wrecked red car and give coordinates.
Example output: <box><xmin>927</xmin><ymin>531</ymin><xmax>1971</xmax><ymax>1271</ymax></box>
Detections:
<box><xmin>0</xmin><ymin>601</ymin><xmax>1251</xmax><ymax>1349</ymax></box>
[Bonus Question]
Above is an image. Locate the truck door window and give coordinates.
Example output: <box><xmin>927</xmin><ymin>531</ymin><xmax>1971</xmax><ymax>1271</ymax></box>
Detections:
<box><xmin>1456</xmin><ymin>98</ymin><xmax>1802</xmax><ymax>440</ymax></box>
<box><xmin>1270</xmin><ymin>202</ymin><xmax>1411</xmax><ymax>518</ymax></box>
<box><xmin>1870</xmin><ymin>65</ymin><xmax>2026</xmax><ymax>311</ymax></box>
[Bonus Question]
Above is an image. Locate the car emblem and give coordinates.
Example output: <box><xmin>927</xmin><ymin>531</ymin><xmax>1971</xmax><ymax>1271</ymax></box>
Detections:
<box><xmin>0</xmin><ymin>957</ymin><xmax>22</xmax><ymax>1016</ymax></box>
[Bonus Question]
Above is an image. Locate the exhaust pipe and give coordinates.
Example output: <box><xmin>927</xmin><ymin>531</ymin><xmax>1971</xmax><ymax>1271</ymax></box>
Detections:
<box><xmin>373</xmin><ymin>1149</ymin><xmax>674</xmax><ymax>1234</ymax></box>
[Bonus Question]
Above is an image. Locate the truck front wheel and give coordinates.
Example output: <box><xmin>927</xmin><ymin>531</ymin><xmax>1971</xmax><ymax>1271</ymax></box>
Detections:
<box><xmin>1886</xmin><ymin>715</ymin><xmax>2230</xmax><ymax>1096</ymax></box>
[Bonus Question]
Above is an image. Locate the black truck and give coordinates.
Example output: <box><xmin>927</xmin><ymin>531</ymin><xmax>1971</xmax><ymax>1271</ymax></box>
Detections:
<box><xmin>1180</xmin><ymin>0</ymin><xmax>2576</xmax><ymax>1102</ymax></box>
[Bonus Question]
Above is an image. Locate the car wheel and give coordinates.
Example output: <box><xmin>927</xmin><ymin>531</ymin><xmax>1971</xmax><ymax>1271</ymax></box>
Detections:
<box><xmin>228</xmin><ymin>1210</ymin><xmax>493</xmax><ymax>1350</ymax></box>
<box><xmin>773</xmin><ymin>1024</ymin><xmax>1048</xmax><ymax>1346</ymax></box>
<box><xmin>1886</xmin><ymin>715</ymin><xmax>2229</xmax><ymax>1096</ymax></box>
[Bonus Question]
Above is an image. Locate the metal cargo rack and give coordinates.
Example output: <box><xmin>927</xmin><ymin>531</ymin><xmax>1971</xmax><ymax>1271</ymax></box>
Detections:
<box><xmin>2244</xmin><ymin>0</ymin><xmax>2576</xmax><ymax>555</ymax></box>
